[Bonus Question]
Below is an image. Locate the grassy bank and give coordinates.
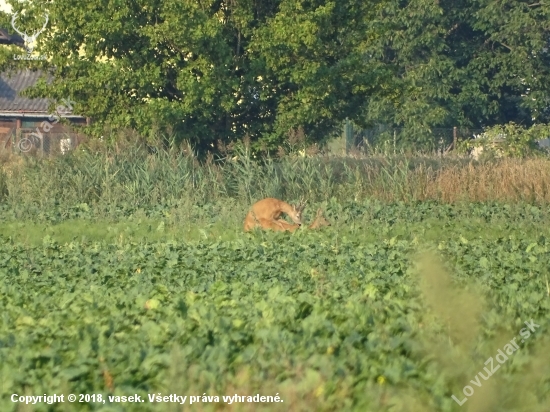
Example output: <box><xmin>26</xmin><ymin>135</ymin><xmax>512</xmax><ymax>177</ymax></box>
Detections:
<box><xmin>0</xmin><ymin>199</ymin><xmax>548</xmax><ymax>246</ymax></box>
<box><xmin>1</xmin><ymin>148</ymin><xmax>550</xmax><ymax>226</ymax></box>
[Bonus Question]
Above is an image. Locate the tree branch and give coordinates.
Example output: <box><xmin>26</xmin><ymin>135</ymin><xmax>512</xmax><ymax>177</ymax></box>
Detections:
<box><xmin>498</xmin><ymin>41</ymin><xmax>513</xmax><ymax>51</ymax></box>
<box><xmin>486</xmin><ymin>38</ymin><xmax>513</xmax><ymax>51</ymax></box>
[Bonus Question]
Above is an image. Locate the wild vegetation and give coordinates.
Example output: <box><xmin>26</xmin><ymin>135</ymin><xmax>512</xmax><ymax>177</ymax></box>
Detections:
<box><xmin>1</xmin><ymin>226</ymin><xmax>548</xmax><ymax>412</ymax></box>
<box><xmin>0</xmin><ymin>0</ymin><xmax>549</xmax><ymax>409</ymax></box>
<box><xmin>2</xmin><ymin>140</ymin><xmax>550</xmax><ymax>223</ymax></box>
<box><xmin>0</xmin><ymin>145</ymin><xmax>549</xmax><ymax>411</ymax></box>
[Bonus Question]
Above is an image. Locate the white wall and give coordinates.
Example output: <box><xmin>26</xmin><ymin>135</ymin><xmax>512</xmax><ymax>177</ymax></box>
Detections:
<box><xmin>0</xmin><ymin>1</ymin><xmax>11</xmax><ymax>13</ymax></box>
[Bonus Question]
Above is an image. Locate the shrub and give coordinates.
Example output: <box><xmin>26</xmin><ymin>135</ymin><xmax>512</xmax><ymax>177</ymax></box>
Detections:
<box><xmin>460</xmin><ymin>122</ymin><xmax>550</xmax><ymax>160</ymax></box>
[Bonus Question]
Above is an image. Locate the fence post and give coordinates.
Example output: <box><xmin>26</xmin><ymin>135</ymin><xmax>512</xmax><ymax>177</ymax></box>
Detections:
<box><xmin>453</xmin><ymin>126</ymin><xmax>457</xmax><ymax>151</ymax></box>
<box><xmin>344</xmin><ymin>118</ymin><xmax>353</xmax><ymax>155</ymax></box>
<box><xmin>15</xmin><ymin>118</ymin><xmax>21</xmax><ymax>153</ymax></box>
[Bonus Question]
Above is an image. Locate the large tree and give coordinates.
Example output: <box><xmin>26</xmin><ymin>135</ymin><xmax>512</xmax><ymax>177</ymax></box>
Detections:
<box><xmin>0</xmin><ymin>0</ymin><xmax>386</xmax><ymax>152</ymax></box>
<box><xmin>0</xmin><ymin>0</ymin><xmax>548</xmax><ymax>152</ymax></box>
<box><xmin>363</xmin><ymin>0</ymin><xmax>550</xmax><ymax>134</ymax></box>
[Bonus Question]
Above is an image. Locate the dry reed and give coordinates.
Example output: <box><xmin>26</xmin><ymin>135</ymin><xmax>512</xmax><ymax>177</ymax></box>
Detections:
<box><xmin>429</xmin><ymin>158</ymin><xmax>550</xmax><ymax>203</ymax></box>
<box><xmin>2</xmin><ymin>147</ymin><xmax>550</xmax><ymax>209</ymax></box>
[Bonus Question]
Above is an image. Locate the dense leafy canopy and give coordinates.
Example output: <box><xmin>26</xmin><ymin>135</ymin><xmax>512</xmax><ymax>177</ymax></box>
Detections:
<box><xmin>0</xmin><ymin>0</ymin><xmax>549</xmax><ymax>151</ymax></box>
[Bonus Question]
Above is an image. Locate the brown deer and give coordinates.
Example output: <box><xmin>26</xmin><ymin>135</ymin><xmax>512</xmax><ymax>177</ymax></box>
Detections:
<box><xmin>244</xmin><ymin>198</ymin><xmax>330</xmax><ymax>232</ymax></box>
<box><xmin>308</xmin><ymin>208</ymin><xmax>331</xmax><ymax>229</ymax></box>
<box><xmin>277</xmin><ymin>208</ymin><xmax>331</xmax><ymax>232</ymax></box>
<box><xmin>243</xmin><ymin>197</ymin><xmax>307</xmax><ymax>232</ymax></box>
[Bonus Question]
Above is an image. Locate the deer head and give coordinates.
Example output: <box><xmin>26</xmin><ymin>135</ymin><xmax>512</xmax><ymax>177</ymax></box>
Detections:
<box><xmin>310</xmin><ymin>208</ymin><xmax>331</xmax><ymax>229</ymax></box>
<box><xmin>292</xmin><ymin>197</ymin><xmax>307</xmax><ymax>224</ymax></box>
<box><xmin>11</xmin><ymin>12</ymin><xmax>49</xmax><ymax>54</ymax></box>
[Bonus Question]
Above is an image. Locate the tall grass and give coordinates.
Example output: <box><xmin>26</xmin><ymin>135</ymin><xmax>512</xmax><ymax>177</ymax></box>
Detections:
<box><xmin>2</xmin><ymin>143</ymin><xmax>550</xmax><ymax>223</ymax></box>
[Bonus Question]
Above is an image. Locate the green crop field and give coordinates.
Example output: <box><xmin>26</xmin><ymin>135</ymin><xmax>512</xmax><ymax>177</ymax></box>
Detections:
<box><xmin>1</xmin><ymin>150</ymin><xmax>549</xmax><ymax>411</ymax></box>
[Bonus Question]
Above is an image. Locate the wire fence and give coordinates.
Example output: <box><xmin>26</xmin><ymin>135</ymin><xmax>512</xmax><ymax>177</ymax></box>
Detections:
<box><xmin>1</xmin><ymin>119</ymin><xmax>547</xmax><ymax>160</ymax></box>
<box><xmin>345</xmin><ymin>124</ymin><xmax>485</xmax><ymax>156</ymax></box>
<box><xmin>0</xmin><ymin>124</ymin><xmax>86</xmax><ymax>157</ymax></box>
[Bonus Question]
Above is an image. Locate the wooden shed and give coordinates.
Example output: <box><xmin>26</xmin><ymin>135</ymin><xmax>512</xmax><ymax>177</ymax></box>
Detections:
<box><xmin>0</xmin><ymin>69</ymin><xmax>89</xmax><ymax>155</ymax></box>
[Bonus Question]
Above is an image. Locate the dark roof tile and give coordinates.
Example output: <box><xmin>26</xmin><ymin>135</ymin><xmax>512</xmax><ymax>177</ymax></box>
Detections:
<box><xmin>0</xmin><ymin>69</ymin><xmax>53</xmax><ymax>113</ymax></box>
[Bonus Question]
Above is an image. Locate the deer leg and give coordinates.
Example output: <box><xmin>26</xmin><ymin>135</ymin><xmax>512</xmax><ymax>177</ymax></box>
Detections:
<box><xmin>275</xmin><ymin>219</ymin><xmax>300</xmax><ymax>232</ymax></box>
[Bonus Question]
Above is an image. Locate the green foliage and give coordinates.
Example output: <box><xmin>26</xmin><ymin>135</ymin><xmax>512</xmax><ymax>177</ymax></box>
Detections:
<box><xmin>250</xmin><ymin>0</ymin><xmax>386</xmax><ymax>148</ymax></box>
<box><xmin>0</xmin><ymin>207</ymin><xmax>549</xmax><ymax>411</ymax></box>
<box><xmin>3</xmin><ymin>144</ymin><xmax>550</xmax><ymax>229</ymax></box>
<box><xmin>2</xmin><ymin>1</ymin><xmax>549</xmax><ymax>152</ymax></box>
<box><xmin>0</xmin><ymin>0</ymin><xmax>384</xmax><ymax>152</ymax></box>
<box><xmin>459</xmin><ymin>122</ymin><xmax>550</xmax><ymax>159</ymax></box>
<box><xmin>0</xmin><ymin>168</ymin><xmax>8</xmax><ymax>203</ymax></box>
<box><xmin>1</xmin><ymin>150</ymin><xmax>550</xmax><ymax>409</ymax></box>
<box><xmin>2</xmin><ymin>196</ymin><xmax>550</xmax><ymax>246</ymax></box>
<box><xmin>365</xmin><ymin>0</ymin><xmax>550</xmax><ymax>134</ymax></box>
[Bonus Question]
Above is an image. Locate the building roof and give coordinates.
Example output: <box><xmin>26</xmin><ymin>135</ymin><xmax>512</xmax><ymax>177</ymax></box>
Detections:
<box><xmin>0</xmin><ymin>69</ymin><xmax>54</xmax><ymax>114</ymax></box>
<box><xmin>0</xmin><ymin>28</ymin><xmax>24</xmax><ymax>47</ymax></box>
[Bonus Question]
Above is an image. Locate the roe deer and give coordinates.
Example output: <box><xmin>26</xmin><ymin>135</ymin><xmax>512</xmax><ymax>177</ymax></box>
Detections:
<box><xmin>243</xmin><ymin>197</ymin><xmax>307</xmax><ymax>232</ymax></box>
<box><xmin>279</xmin><ymin>208</ymin><xmax>331</xmax><ymax>232</ymax></box>
<box><xmin>244</xmin><ymin>201</ymin><xmax>330</xmax><ymax>232</ymax></box>
<box><xmin>308</xmin><ymin>208</ymin><xmax>331</xmax><ymax>229</ymax></box>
